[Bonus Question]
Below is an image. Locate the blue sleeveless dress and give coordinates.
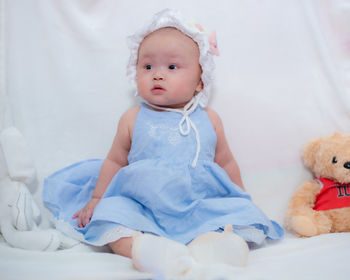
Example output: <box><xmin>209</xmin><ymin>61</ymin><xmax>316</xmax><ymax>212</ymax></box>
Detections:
<box><xmin>43</xmin><ymin>104</ymin><xmax>284</xmax><ymax>245</ymax></box>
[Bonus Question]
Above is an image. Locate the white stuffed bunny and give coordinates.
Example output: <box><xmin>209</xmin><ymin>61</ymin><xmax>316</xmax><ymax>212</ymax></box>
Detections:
<box><xmin>0</xmin><ymin>127</ymin><xmax>78</xmax><ymax>251</ymax></box>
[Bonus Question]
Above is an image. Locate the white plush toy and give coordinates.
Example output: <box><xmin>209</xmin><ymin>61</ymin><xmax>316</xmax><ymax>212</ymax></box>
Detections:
<box><xmin>0</xmin><ymin>127</ymin><xmax>78</xmax><ymax>251</ymax></box>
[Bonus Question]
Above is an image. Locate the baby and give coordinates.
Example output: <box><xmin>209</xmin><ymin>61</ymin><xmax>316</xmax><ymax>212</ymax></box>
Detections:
<box><xmin>43</xmin><ymin>9</ymin><xmax>284</xmax><ymax>278</ymax></box>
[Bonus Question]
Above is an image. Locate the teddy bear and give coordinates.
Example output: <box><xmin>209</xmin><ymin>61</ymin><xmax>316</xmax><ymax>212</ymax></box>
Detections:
<box><xmin>0</xmin><ymin>126</ymin><xmax>78</xmax><ymax>250</ymax></box>
<box><xmin>285</xmin><ymin>132</ymin><xmax>350</xmax><ymax>237</ymax></box>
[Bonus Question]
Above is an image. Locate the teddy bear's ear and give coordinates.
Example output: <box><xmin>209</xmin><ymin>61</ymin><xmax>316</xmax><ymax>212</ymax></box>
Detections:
<box><xmin>302</xmin><ymin>137</ymin><xmax>323</xmax><ymax>169</ymax></box>
<box><xmin>331</xmin><ymin>132</ymin><xmax>342</xmax><ymax>138</ymax></box>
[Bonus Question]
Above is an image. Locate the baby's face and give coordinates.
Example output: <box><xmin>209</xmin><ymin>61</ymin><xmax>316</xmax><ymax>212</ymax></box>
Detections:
<box><xmin>136</xmin><ymin>28</ymin><xmax>203</xmax><ymax>109</ymax></box>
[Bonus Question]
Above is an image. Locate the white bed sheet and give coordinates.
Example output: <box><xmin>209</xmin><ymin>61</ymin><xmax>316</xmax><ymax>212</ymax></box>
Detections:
<box><xmin>2</xmin><ymin>232</ymin><xmax>350</xmax><ymax>280</ymax></box>
<box><xmin>1</xmin><ymin>0</ymin><xmax>350</xmax><ymax>279</ymax></box>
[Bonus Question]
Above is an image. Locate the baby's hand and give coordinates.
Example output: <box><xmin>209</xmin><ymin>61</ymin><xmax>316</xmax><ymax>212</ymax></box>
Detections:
<box><xmin>72</xmin><ymin>198</ymin><xmax>100</xmax><ymax>228</ymax></box>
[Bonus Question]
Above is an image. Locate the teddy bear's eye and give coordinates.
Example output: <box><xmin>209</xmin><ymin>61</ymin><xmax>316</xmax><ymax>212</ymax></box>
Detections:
<box><xmin>332</xmin><ymin>156</ymin><xmax>338</xmax><ymax>164</ymax></box>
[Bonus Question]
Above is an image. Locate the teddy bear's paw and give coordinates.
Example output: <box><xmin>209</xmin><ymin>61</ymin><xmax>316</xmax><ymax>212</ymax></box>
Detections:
<box><xmin>290</xmin><ymin>215</ymin><xmax>318</xmax><ymax>237</ymax></box>
<box><xmin>313</xmin><ymin>212</ymin><xmax>332</xmax><ymax>234</ymax></box>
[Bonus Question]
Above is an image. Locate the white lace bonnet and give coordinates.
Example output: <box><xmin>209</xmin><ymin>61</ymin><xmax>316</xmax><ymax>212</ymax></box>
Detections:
<box><xmin>126</xmin><ymin>9</ymin><xmax>218</xmax><ymax>107</ymax></box>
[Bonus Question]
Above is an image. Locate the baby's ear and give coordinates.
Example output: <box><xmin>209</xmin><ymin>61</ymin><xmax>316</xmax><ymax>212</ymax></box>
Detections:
<box><xmin>302</xmin><ymin>137</ymin><xmax>323</xmax><ymax>169</ymax></box>
<box><xmin>195</xmin><ymin>80</ymin><xmax>204</xmax><ymax>93</ymax></box>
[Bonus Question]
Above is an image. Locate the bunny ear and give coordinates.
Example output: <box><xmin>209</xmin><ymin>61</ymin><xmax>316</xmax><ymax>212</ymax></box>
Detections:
<box><xmin>208</xmin><ymin>31</ymin><xmax>219</xmax><ymax>56</ymax></box>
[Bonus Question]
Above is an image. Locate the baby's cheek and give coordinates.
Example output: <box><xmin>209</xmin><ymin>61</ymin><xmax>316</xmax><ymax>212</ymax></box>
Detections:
<box><xmin>137</xmin><ymin>76</ymin><xmax>148</xmax><ymax>92</ymax></box>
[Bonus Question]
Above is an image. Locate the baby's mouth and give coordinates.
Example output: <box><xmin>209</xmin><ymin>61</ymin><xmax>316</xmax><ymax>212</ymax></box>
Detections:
<box><xmin>151</xmin><ymin>85</ymin><xmax>165</xmax><ymax>93</ymax></box>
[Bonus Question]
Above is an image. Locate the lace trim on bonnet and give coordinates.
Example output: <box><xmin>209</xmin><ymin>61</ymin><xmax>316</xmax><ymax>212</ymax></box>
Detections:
<box><xmin>126</xmin><ymin>8</ymin><xmax>218</xmax><ymax>108</ymax></box>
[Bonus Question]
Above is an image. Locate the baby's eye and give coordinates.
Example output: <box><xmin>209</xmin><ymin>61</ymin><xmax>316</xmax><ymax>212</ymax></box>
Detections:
<box><xmin>168</xmin><ymin>65</ymin><xmax>178</xmax><ymax>70</ymax></box>
<box><xmin>145</xmin><ymin>65</ymin><xmax>152</xmax><ymax>70</ymax></box>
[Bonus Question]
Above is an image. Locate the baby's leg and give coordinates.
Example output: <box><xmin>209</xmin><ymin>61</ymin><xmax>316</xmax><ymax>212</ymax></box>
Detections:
<box><xmin>132</xmin><ymin>233</ymin><xmax>197</xmax><ymax>278</ymax></box>
<box><xmin>108</xmin><ymin>237</ymin><xmax>133</xmax><ymax>258</ymax></box>
<box><xmin>109</xmin><ymin>233</ymin><xmax>197</xmax><ymax>278</ymax></box>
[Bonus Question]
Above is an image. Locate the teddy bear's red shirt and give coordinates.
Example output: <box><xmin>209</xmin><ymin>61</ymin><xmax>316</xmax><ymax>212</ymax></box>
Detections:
<box><xmin>313</xmin><ymin>177</ymin><xmax>350</xmax><ymax>211</ymax></box>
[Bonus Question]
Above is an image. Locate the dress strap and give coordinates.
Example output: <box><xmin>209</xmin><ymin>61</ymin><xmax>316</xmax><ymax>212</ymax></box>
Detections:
<box><xmin>142</xmin><ymin>95</ymin><xmax>202</xmax><ymax>168</ymax></box>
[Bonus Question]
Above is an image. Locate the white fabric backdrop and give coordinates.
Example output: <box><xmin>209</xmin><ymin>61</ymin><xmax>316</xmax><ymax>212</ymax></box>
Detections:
<box><xmin>2</xmin><ymin>0</ymin><xmax>350</xmax><ymax>222</ymax></box>
<box><xmin>2</xmin><ymin>0</ymin><xmax>350</xmax><ymax>223</ymax></box>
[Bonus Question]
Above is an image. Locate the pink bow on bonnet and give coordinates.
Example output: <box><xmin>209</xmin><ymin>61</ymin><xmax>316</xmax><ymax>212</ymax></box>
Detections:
<box><xmin>194</xmin><ymin>24</ymin><xmax>220</xmax><ymax>56</ymax></box>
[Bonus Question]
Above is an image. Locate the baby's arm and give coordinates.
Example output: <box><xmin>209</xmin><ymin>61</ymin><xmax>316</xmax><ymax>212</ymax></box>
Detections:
<box><xmin>205</xmin><ymin>108</ymin><xmax>245</xmax><ymax>191</ymax></box>
<box><xmin>91</xmin><ymin>107</ymin><xmax>138</xmax><ymax>198</ymax></box>
<box><xmin>73</xmin><ymin>107</ymin><xmax>140</xmax><ymax>227</ymax></box>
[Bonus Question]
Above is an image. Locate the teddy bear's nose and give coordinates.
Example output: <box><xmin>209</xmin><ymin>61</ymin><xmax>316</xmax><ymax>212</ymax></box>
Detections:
<box><xmin>344</xmin><ymin>162</ymin><xmax>350</xmax><ymax>169</ymax></box>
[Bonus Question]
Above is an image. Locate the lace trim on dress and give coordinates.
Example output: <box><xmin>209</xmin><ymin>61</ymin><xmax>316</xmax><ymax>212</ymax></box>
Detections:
<box><xmin>52</xmin><ymin>217</ymin><xmax>136</xmax><ymax>246</ymax></box>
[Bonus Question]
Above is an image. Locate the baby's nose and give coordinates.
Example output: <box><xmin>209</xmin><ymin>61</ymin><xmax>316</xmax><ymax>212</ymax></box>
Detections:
<box><xmin>153</xmin><ymin>69</ymin><xmax>164</xmax><ymax>80</ymax></box>
<box><xmin>153</xmin><ymin>75</ymin><xmax>163</xmax><ymax>80</ymax></box>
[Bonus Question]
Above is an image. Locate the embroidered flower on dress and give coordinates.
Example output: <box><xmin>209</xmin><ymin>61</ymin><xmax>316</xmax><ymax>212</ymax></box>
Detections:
<box><xmin>146</xmin><ymin>121</ymin><xmax>180</xmax><ymax>145</ymax></box>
